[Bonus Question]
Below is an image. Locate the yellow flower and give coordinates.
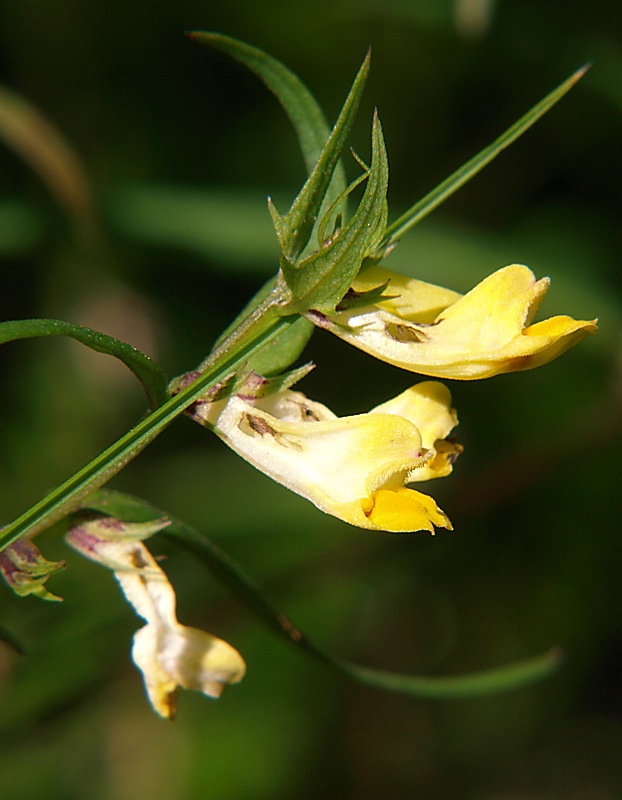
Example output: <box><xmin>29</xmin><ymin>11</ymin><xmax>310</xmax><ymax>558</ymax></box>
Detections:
<box><xmin>192</xmin><ymin>381</ymin><xmax>460</xmax><ymax>534</ymax></box>
<box><xmin>66</xmin><ymin>517</ymin><xmax>246</xmax><ymax>719</ymax></box>
<box><xmin>310</xmin><ymin>263</ymin><xmax>597</xmax><ymax>379</ymax></box>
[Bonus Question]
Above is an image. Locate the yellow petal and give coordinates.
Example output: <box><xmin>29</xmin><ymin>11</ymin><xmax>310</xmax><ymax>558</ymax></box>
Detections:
<box><xmin>66</xmin><ymin>522</ymin><xmax>245</xmax><ymax>718</ymax></box>
<box><xmin>133</xmin><ymin>622</ymin><xmax>246</xmax><ymax>720</ymax></box>
<box><xmin>195</xmin><ymin>385</ymin><xmax>455</xmax><ymax>534</ymax></box>
<box><xmin>363</xmin><ymin>487</ymin><xmax>452</xmax><ymax>533</ymax></box>
<box><xmin>214</xmin><ymin>394</ymin><xmax>425</xmax><ymax>508</ymax></box>
<box><xmin>321</xmin><ymin>264</ymin><xmax>597</xmax><ymax>379</ymax></box>
<box><xmin>371</xmin><ymin>381</ymin><xmax>461</xmax><ymax>481</ymax></box>
<box><xmin>352</xmin><ymin>264</ymin><xmax>462</xmax><ymax>322</ymax></box>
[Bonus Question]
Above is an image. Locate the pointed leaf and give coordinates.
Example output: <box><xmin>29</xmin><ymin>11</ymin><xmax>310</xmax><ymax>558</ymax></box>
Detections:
<box><xmin>269</xmin><ymin>50</ymin><xmax>371</xmax><ymax>262</ymax></box>
<box><xmin>281</xmin><ymin>112</ymin><xmax>389</xmax><ymax>313</ymax></box>
<box><xmin>0</xmin><ymin>318</ymin><xmax>168</xmax><ymax>410</ymax></box>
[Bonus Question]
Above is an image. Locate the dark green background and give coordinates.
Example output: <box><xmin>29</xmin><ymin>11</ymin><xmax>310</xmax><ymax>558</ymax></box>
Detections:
<box><xmin>1</xmin><ymin>2</ymin><xmax>621</xmax><ymax>798</ymax></box>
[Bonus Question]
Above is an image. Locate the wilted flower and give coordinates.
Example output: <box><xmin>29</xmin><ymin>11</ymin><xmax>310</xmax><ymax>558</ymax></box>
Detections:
<box><xmin>191</xmin><ymin>380</ymin><xmax>460</xmax><ymax>533</ymax></box>
<box><xmin>310</xmin><ymin>263</ymin><xmax>597</xmax><ymax>379</ymax></box>
<box><xmin>66</xmin><ymin>516</ymin><xmax>246</xmax><ymax>719</ymax></box>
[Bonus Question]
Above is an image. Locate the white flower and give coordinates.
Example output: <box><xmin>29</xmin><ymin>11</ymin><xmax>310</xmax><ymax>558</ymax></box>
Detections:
<box><xmin>66</xmin><ymin>516</ymin><xmax>245</xmax><ymax>719</ymax></box>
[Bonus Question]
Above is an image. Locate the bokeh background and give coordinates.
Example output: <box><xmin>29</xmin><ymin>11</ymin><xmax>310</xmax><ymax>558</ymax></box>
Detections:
<box><xmin>1</xmin><ymin>1</ymin><xmax>621</xmax><ymax>798</ymax></box>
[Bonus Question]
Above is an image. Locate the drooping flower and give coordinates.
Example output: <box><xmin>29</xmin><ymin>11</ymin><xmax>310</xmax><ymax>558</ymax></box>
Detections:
<box><xmin>191</xmin><ymin>380</ymin><xmax>461</xmax><ymax>534</ymax></box>
<box><xmin>66</xmin><ymin>516</ymin><xmax>246</xmax><ymax>719</ymax></box>
<box><xmin>309</xmin><ymin>263</ymin><xmax>597</xmax><ymax>379</ymax></box>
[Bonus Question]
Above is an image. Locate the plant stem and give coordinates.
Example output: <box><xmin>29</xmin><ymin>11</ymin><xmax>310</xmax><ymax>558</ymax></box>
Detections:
<box><xmin>0</xmin><ymin>311</ymin><xmax>292</xmax><ymax>552</ymax></box>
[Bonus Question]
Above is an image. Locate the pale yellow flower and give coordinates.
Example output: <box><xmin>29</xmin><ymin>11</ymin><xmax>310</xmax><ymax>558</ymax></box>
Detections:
<box><xmin>66</xmin><ymin>517</ymin><xmax>246</xmax><ymax>719</ymax></box>
<box><xmin>192</xmin><ymin>381</ymin><xmax>460</xmax><ymax>534</ymax></box>
<box><xmin>311</xmin><ymin>263</ymin><xmax>597</xmax><ymax>379</ymax></box>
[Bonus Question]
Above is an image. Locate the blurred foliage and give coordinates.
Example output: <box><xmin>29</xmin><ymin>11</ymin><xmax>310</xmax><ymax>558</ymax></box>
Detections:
<box><xmin>1</xmin><ymin>1</ymin><xmax>621</xmax><ymax>798</ymax></box>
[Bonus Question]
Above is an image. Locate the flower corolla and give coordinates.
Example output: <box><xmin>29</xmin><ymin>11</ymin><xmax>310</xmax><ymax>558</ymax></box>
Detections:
<box><xmin>192</xmin><ymin>380</ymin><xmax>461</xmax><ymax>534</ymax></box>
<box><xmin>66</xmin><ymin>516</ymin><xmax>245</xmax><ymax>719</ymax></box>
<box><xmin>310</xmin><ymin>264</ymin><xmax>597</xmax><ymax>379</ymax></box>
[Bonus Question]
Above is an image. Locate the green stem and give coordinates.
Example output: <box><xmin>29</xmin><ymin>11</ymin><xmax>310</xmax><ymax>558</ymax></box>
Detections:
<box><xmin>0</xmin><ymin>311</ymin><xmax>292</xmax><ymax>553</ymax></box>
<box><xmin>198</xmin><ymin>278</ymin><xmax>290</xmax><ymax>371</ymax></box>
<box><xmin>168</xmin><ymin>513</ymin><xmax>562</xmax><ymax>698</ymax></box>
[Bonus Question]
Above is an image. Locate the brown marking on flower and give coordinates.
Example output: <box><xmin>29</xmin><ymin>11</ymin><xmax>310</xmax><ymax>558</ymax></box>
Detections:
<box><xmin>130</xmin><ymin>545</ymin><xmax>150</xmax><ymax>571</ymax></box>
<box><xmin>164</xmin><ymin>688</ymin><xmax>179</xmax><ymax>721</ymax></box>
<box><xmin>289</xmin><ymin>400</ymin><xmax>321</xmax><ymax>422</ymax></box>
<box><xmin>440</xmin><ymin>436</ymin><xmax>464</xmax><ymax>465</ymax></box>
<box><xmin>245</xmin><ymin>413</ymin><xmax>277</xmax><ymax>437</ymax></box>
<box><xmin>386</xmin><ymin>322</ymin><xmax>429</xmax><ymax>343</ymax></box>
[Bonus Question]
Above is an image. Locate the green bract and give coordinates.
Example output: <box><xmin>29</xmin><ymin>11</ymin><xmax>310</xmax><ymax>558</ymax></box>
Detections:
<box><xmin>278</xmin><ymin>112</ymin><xmax>389</xmax><ymax>314</ymax></box>
<box><xmin>266</xmin><ymin>50</ymin><xmax>370</xmax><ymax>265</ymax></box>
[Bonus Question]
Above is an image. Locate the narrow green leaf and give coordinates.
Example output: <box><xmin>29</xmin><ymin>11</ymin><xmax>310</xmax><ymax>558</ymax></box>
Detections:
<box><xmin>381</xmin><ymin>64</ymin><xmax>590</xmax><ymax>247</ymax></box>
<box><xmin>269</xmin><ymin>50</ymin><xmax>371</xmax><ymax>262</ymax></box>
<box><xmin>331</xmin><ymin>648</ymin><xmax>563</xmax><ymax>699</ymax></box>
<box><xmin>0</xmin><ymin>318</ymin><xmax>168</xmax><ymax>411</ymax></box>
<box><xmin>281</xmin><ymin>112</ymin><xmax>389</xmax><ymax>313</ymax></box>
<box><xmin>80</xmin><ymin>488</ymin><xmax>561</xmax><ymax>700</ymax></box>
<box><xmin>0</xmin><ymin>313</ymin><xmax>292</xmax><ymax>553</ymax></box>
